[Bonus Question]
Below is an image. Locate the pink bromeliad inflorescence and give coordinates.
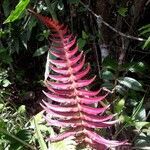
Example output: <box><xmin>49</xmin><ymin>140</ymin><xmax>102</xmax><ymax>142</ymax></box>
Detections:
<box><xmin>29</xmin><ymin>10</ymin><xmax>128</xmax><ymax>150</ymax></box>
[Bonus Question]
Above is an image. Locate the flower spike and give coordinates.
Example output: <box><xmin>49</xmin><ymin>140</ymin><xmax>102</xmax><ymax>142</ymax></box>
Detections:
<box><xmin>29</xmin><ymin>9</ymin><xmax>128</xmax><ymax>149</ymax></box>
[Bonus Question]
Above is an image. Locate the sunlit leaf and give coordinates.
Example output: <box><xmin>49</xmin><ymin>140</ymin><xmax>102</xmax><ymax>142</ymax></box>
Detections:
<box><xmin>49</xmin><ymin>136</ymin><xmax>76</xmax><ymax>150</ymax></box>
<box><xmin>17</xmin><ymin>105</ymin><xmax>26</xmax><ymax>114</ymax></box>
<box><xmin>119</xmin><ymin>115</ymin><xmax>133</xmax><ymax>125</ymax></box>
<box><xmin>3</xmin><ymin>0</ymin><xmax>30</xmax><ymax>24</ymax></box>
<box><xmin>135</xmin><ymin>122</ymin><xmax>150</xmax><ymax>130</ymax></box>
<box><xmin>34</xmin><ymin>117</ymin><xmax>48</xmax><ymax>150</ymax></box>
<box><xmin>2</xmin><ymin>79</ymin><xmax>11</xmax><ymax>87</ymax></box>
<box><xmin>114</xmin><ymin>98</ymin><xmax>125</xmax><ymax>113</ymax></box>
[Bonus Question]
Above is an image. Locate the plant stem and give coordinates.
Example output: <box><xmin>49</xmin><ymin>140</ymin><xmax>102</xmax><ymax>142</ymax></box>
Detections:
<box><xmin>0</xmin><ymin>128</ymin><xmax>35</xmax><ymax>150</ymax></box>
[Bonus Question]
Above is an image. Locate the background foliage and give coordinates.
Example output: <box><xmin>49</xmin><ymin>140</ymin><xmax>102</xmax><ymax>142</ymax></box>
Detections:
<box><xmin>0</xmin><ymin>0</ymin><xmax>150</xmax><ymax>149</ymax></box>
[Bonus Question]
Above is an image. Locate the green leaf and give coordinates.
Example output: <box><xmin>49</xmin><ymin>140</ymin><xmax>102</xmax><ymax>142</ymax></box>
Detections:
<box><xmin>2</xmin><ymin>0</ymin><xmax>10</xmax><ymax>17</ymax></box>
<box><xmin>30</xmin><ymin>111</ymin><xmax>53</xmax><ymax>143</ymax></box>
<box><xmin>44</xmin><ymin>0</ymin><xmax>57</xmax><ymax>19</ymax></box>
<box><xmin>128</xmin><ymin>62</ymin><xmax>146</xmax><ymax>73</ymax></box>
<box><xmin>3</xmin><ymin>0</ymin><xmax>30</xmax><ymax>24</ymax></box>
<box><xmin>0</xmin><ymin>48</ymin><xmax>7</xmax><ymax>53</ymax></box>
<box><xmin>50</xmin><ymin>136</ymin><xmax>76</xmax><ymax>150</ymax></box>
<box><xmin>139</xmin><ymin>24</ymin><xmax>150</xmax><ymax>31</ymax></box>
<box><xmin>77</xmin><ymin>38</ymin><xmax>86</xmax><ymax>49</ymax></box>
<box><xmin>119</xmin><ymin>115</ymin><xmax>133</xmax><ymax>124</ymax></box>
<box><xmin>9</xmin><ymin>129</ymin><xmax>32</xmax><ymax>150</ymax></box>
<box><xmin>102</xmin><ymin>57</ymin><xmax>118</xmax><ymax>71</ymax></box>
<box><xmin>0</xmin><ymin>51</ymin><xmax>13</xmax><ymax>64</ymax></box>
<box><xmin>33</xmin><ymin>46</ymin><xmax>48</xmax><ymax>57</ymax></box>
<box><xmin>0</xmin><ymin>119</ymin><xmax>6</xmax><ymax>130</ymax></box>
<box><xmin>135</xmin><ymin>107</ymin><xmax>146</xmax><ymax>121</ymax></box>
<box><xmin>143</xmin><ymin>36</ymin><xmax>150</xmax><ymax>49</ymax></box>
<box><xmin>17</xmin><ymin>105</ymin><xmax>26</xmax><ymax>114</ymax></box>
<box><xmin>0</xmin><ymin>128</ymin><xmax>34</xmax><ymax>150</ymax></box>
<box><xmin>82</xmin><ymin>31</ymin><xmax>89</xmax><ymax>39</ymax></box>
<box><xmin>2</xmin><ymin>79</ymin><xmax>11</xmax><ymax>87</ymax></box>
<box><xmin>30</xmin><ymin>111</ymin><xmax>45</xmax><ymax>126</ymax></box>
<box><xmin>140</xmin><ymin>28</ymin><xmax>150</xmax><ymax>35</ymax></box>
<box><xmin>135</xmin><ymin>122</ymin><xmax>150</xmax><ymax>130</ymax></box>
<box><xmin>115</xmin><ymin>85</ymin><xmax>126</xmax><ymax>95</ymax></box>
<box><xmin>114</xmin><ymin>98</ymin><xmax>125</xmax><ymax>113</ymax></box>
<box><xmin>132</xmin><ymin>97</ymin><xmax>144</xmax><ymax>119</ymax></box>
<box><xmin>0</xmin><ymin>104</ymin><xmax>4</xmax><ymax>110</ymax></box>
<box><xmin>117</xmin><ymin>7</ymin><xmax>128</xmax><ymax>17</ymax></box>
<box><xmin>118</xmin><ymin>77</ymin><xmax>143</xmax><ymax>91</ymax></box>
<box><xmin>34</xmin><ymin>117</ymin><xmax>48</xmax><ymax>150</ymax></box>
<box><xmin>101</xmin><ymin>70</ymin><xmax>114</xmax><ymax>80</ymax></box>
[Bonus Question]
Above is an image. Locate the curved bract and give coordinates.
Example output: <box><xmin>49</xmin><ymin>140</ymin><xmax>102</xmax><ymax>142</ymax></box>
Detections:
<box><xmin>29</xmin><ymin>10</ymin><xmax>127</xmax><ymax>149</ymax></box>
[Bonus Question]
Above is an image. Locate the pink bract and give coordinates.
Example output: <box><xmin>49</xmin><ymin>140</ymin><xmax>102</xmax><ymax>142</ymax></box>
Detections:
<box><xmin>29</xmin><ymin>9</ymin><xmax>128</xmax><ymax>149</ymax></box>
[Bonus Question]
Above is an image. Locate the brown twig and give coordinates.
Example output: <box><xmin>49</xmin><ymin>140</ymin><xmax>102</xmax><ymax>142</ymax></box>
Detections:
<box><xmin>80</xmin><ymin>1</ymin><xmax>146</xmax><ymax>42</ymax></box>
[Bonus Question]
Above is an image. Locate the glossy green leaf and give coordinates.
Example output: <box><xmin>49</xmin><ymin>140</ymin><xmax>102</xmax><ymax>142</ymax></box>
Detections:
<box><xmin>128</xmin><ymin>62</ymin><xmax>146</xmax><ymax>73</ymax></box>
<box><xmin>115</xmin><ymin>85</ymin><xmax>126</xmax><ymax>95</ymax></box>
<box><xmin>3</xmin><ymin>0</ymin><xmax>30</xmax><ymax>24</ymax></box>
<box><xmin>101</xmin><ymin>70</ymin><xmax>114</xmax><ymax>80</ymax></box>
<box><xmin>135</xmin><ymin>108</ymin><xmax>146</xmax><ymax>121</ymax></box>
<box><xmin>118</xmin><ymin>77</ymin><xmax>143</xmax><ymax>91</ymax></box>
<box><xmin>134</xmin><ymin>132</ymin><xmax>150</xmax><ymax>147</ymax></box>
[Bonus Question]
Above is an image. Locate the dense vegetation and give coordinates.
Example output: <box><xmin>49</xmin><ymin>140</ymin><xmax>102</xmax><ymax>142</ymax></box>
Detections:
<box><xmin>0</xmin><ymin>0</ymin><xmax>150</xmax><ymax>150</ymax></box>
